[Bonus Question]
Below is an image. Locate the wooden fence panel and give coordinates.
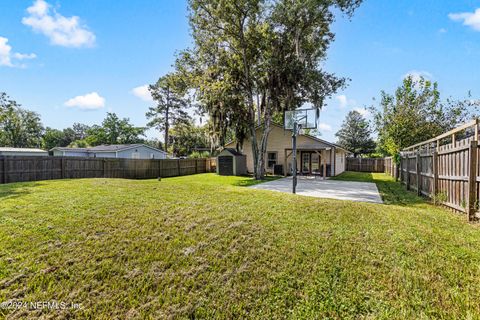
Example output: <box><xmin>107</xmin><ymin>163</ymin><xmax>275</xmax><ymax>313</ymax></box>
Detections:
<box><xmin>0</xmin><ymin>157</ymin><xmax>4</xmax><ymax>184</ymax></box>
<box><xmin>419</xmin><ymin>154</ymin><xmax>433</xmax><ymax>197</ymax></box>
<box><xmin>397</xmin><ymin>137</ymin><xmax>479</xmax><ymax>220</ymax></box>
<box><xmin>206</xmin><ymin>158</ymin><xmax>217</xmax><ymax>173</ymax></box>
<box><xmin>346</xmin><ymin>158</ymin><xmax>385</xmax><ymax>172</ymax></box>
<box><xmin>179</xmin><ymin>159</ymin><xmax>197</xmax><ymax>176</ymax></box>
<box><xmin>0</xmin><ymin>156</ymin><xmax>211</xmax><ymax>184</ymax></box>
<box><xmin>161</xmin><ymin>159</ymin><xmax>180</xmax><ymax>177</ymax></box>
<box><xmin>196</xmin><ymin>159</ymin><xmax>207</xmax><ymax>174</ymax></box>
<box><xmin>434</xmin><ymin>145</ymin><xmax>470</xmax><ymax>212</ymax></box>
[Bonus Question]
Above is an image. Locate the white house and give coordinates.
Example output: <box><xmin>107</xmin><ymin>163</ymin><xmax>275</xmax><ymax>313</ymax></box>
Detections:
<box><xmin>51</xmin><ymin>144</ymin><xmax>169</xmax><ymax>159</ymax></box>
<box><xmin>225</xmin><ymin>123</ymin><xmax>350</xmax><ymax>177</ymax></box>
<box><xmin>0</xmin><ymin>147</ymin><xmax>49</xmax><ymax>157</ymax></box>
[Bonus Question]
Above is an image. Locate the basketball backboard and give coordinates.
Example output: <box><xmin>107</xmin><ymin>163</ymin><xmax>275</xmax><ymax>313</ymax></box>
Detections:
<box><xmin>284</xmin><ymin>108</ymin><xmax>318</xmax><ymax>130</ymax></box>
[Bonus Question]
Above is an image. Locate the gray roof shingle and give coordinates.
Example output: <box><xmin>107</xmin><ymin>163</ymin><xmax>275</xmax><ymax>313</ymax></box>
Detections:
<box><xmin>51</xmin><ymin>144</ymin><xmax>166</xmax><ymax>153</ymax></box>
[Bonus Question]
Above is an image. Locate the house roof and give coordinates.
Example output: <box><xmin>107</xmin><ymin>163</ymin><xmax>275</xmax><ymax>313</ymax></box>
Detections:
<box><xmin>51</xmin><ymin>147</ymin><xmax>88</xmax><ymax>152</ymax></box>
<box><xmin>51</xmin><ymin>144</ymin><xmax>167</xmax><ymax>154</ymax></box>
<box><xmin>0</xmin><ymin>147</ymin><xmax>48</xmax><ymax>153</ymax></box>
<box><xmin>225</xmin><ymin>123</ymin><xmax>351</xmax><ymax>153</ymax></box>
<box><xmin>220</xmin><ymin>148</ymin><xmax>244</xmax><ymax>156</ymax></box>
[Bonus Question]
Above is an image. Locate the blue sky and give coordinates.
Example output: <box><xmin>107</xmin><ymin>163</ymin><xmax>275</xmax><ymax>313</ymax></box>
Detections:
<box><xmin>1</xmin><ymin>0</ymin><xmax>479</xmax><ymax>143</ymax></box>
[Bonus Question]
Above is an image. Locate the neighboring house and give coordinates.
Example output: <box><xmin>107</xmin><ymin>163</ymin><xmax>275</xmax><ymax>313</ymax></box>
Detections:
<box><xmin>51</xmin><ymin>144</ymin><xmax>168</xmax><ymax>159</ymax></box>
<box><xmin>225</xmin><ymin>123</ymin><xmax>350</xmax><ymax>177</ymax></box>
<box><xmin>0</xmin><ymin>147</ymin><xmax>49</xmax><ymax>157</ymax></box>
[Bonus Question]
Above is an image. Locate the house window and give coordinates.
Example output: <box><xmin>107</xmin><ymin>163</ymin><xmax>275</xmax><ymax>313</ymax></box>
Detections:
<box><xmin>150</xmin><ymin>153</ymin><xmax>155</xmax><ymax>159</ymax></box>
<box><xmin>132</xmin><ymin>152</ymin><xmax>140</xmax><ymax>159</ymax></box>
<box><xmin>267</xmin><ymin>152</ymin><xmax>277</xmax><ymax>168</ymax></box>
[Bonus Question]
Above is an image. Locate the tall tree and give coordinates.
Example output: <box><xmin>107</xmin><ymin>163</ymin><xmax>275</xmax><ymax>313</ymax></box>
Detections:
<box><xmin>169</xmin><ymin>121</ymin><xmax>210</xmax><ymax>156</ymax></box>
<box><xmin>0</xmin><ymin>92</ymin><xmax>44</xmax><ymax>148</ymax></box>
<box><xmin>180</xmin><ymin>0</ymin><xmax>361</xmax><ymax>179</ymax></box>
<box><xmin>42</xmin><ymin>127</ymin><xmax>67</xmax><ymax>150</ymax></box>
<box><xmin>146</xmin><ymin>73</ymin><xmax>191</xmax><ymax>151</ymax></box>
<box><xmin>335</xmin><ymin>110</ymin><xmax>375</xmax><ymax>157</ymax></box>
<box><xmin>372</xmin><ymin>76</ymin><xmax>479</xmax><ymax>157</ymax></box>
<box><xmin>86</xmin><ymin>113</ymin><xmax>146</xmax><ymax>146</ymax></box>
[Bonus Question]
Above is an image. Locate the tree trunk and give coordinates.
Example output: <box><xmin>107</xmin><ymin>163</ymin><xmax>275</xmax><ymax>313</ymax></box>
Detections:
<box><xmin>249</xmin><ymin>121</ymin><xmax>259</xmax><ymax>179</ymax></box>
<box><xmin>257</xmin><ymin>127</ymin><xmax>270</xmax><ymax>179</ymax></box>
<box><xmin>164</xmin><ymin>88</ymin><xmax>170</xmax><ymax>152</ymax></box>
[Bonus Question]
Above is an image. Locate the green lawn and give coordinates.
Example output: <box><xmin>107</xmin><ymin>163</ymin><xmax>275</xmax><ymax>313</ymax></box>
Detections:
<box><xmin>1</xmin><ymin>173</ymin><xmax>480</xmax><ymax>319</ymax></box>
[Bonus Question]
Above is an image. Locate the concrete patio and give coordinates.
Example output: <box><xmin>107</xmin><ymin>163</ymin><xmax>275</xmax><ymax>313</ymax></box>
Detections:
<box><xmin>250</xmin><ymin>176</ymin><xmax>383</xmax><ymax>204</ymax></box>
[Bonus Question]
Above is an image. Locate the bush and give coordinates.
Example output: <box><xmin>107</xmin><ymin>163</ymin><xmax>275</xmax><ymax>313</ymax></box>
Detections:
<box><xmin>189</xmin><ymin>151</ymin><xmax>211</xmax><ymax>158</ymax></box>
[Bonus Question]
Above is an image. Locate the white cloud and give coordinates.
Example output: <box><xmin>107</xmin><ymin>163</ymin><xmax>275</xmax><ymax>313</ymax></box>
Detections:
<box><xmin>13</xmin><ymin>52</ymin><xmax>37</xmax><ymax>60</ymax></box>
<box><xmin>335</xmin><ymin>95</ymin><xmax>356</xmax><ymax>109</ymax></box>
<box><xmin>438</xmin><ymin>28</ymin><xmax>447</xmax><ymax>34</ymax></box>
<box><xmin>22</xmin><ymin>0</ymin><xmax>96</xmax><ymax>48</ymax></box>
<box><xmin>403</xmin><ymin>70</ymin><xmax>433</xmax><ymax>82</ymax></box>
<box><xmin>132</xmin><ymin>84</ymin><xmax>153</xmax><ymax>102</ymax></box>
<box><xmin>318</xmin><ymin>123</ymin><xmax>332</xmax><ymax>132</ymax></box>
<box><xmin>0</xmin><ymin>36</ymin><xmax>36</xmax><ymax>68</ymax></box>
<box><xmin>65</xmin><ymin>92</ymin><xmax>105</xmax><ymax>110</ymax></box>
<box><xmin>449</xmin><ymin>8</ymin><xmax>480</xmax><ymax>31</ymax></box>
<box><xmin>353</xmin><ymin>107</ymin><xmax>369</xmax><ymax>117</ymax></box>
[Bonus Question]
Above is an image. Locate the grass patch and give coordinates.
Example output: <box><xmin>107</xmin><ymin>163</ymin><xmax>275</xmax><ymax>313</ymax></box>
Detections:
<box><xmin>331</xmin><ymin>171</ymin><xmax>423</xmax><ymax>205</ymax></box>
<box><xmin>1</xmin><ymin>173</ymin><xmax>480</xmax><ymax>318</ymax></box>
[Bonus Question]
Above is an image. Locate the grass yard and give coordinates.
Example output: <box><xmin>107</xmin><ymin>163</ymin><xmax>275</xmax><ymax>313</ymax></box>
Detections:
<box><xmin>1</xmin><ymin>173</ymin><xmax>480</xmax><ymax>319</ymax></box>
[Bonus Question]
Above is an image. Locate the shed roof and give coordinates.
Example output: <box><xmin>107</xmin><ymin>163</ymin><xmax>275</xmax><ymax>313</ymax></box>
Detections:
<box><xmin>220</xmin><ymin>148</ymin><xmax>244</xmax><ymax>156</ymax></box>
<box><xmin>0</xmin><ymin>147</ymin><xmax>48</xmax><ymax>153</ymax></box>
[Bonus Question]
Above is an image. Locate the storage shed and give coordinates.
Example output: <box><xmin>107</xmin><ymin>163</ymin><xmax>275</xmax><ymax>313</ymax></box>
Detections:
<box><xmin>217</xmin><ymin>148</ymin><xmax>247</xmax><ymax>176</ymax></box>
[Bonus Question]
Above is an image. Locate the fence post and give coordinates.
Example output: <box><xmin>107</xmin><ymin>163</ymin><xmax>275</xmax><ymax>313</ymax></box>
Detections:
<box><xmin>394</xmin><ymin>160</ymin><xmax>398</xmax><ymax>181</ymax></box>
<box><xmin>2</xmin><ymin>157</ymin><xmax>6</xmax><ymax>184</ymax></box>
<box><xmin>406</xmin><ymin>156</ymin><xmax>410</xmax><ymax>190</ymax></box>
<box><xmin>397</xmin><ymin>157</ymin><xmax>401</xmax><ymax>182</ymax></box>
<box><xmin>432</xmin><ymin>151</ymin><xmax>438</xmax><ymax>204</ymax></box>
<box><xmin>468</xmin><ymin>140</ymin><xmax>478</xmax><ymax>221</ymax></box>
<box><xmin>103</xmin><ymin>159</ymin><xmax>106</xmax><ymax>178</ymax></box>
<box><xmin>177</xmin><ymin>159</ymin><xmax>181</xmax><ymax>176</ymax></box>
<box><xmin>195</xmin><ymin>159</ymin><xmax>198</xmax><ymax>174</ymax></box>
<box><xmin>61</xmin><ymin>157</ymin><xmax>65</xmax><ymax>179</ymax></box>
<box><xmin>416</xmin><ymin>152</ymin><xmax>421</xmax><ymax>196</ymax></box>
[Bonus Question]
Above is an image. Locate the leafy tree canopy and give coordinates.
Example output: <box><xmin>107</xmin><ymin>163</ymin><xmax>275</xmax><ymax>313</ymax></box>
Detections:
<box><xmin>169</xmin><ymin>121</ymin><xmax>211</xmax><ymax>157</ymax></box>
<box><xmin>0</xmin><ymin>92</ymin><xmax>44</xmax><ymax>148</ymax></box>
<box><xmin>371</xmin><ymin>76</ymin><xmax>479</xmax><ymax>157</ymax></box>
<box><xmin>177</xmin><ymin>0</ymin><xmax>362</xmax><ymax>178</ymax></box>
<box><xmin>147</xmin><ymin>73</ymin><xmax>191</xmax><ymax>151</ymax></box>
<box><xmin>86</xmin><ymin>113</ymin><xmax>146</xmax><ymax>146</ymax></box>
<box><xmin>335</xmin><ymin>110</ymin><xmax>375</xmax><ymax>157</ymax></box>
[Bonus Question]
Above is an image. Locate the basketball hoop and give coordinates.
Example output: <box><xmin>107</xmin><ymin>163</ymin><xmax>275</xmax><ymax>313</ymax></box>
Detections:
<box><xmin>284</xmin><ymin>108</ymin><xmax>320</xmax><ymax>194</ymax></box>
<box><xmin>284</xmin><ymin>108</ymin><xmax>318</xmax><ymax>130</ymax></box>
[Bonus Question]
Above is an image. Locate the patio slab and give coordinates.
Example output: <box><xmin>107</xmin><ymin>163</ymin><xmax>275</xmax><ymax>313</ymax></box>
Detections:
<box><xmin>250</xmin><ymin>177</ymin><xmax>383</xmax><ymax>204</ymax></box>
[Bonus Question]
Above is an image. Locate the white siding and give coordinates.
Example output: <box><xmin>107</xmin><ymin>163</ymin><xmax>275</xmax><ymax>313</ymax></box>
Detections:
<box><xmin>117</xmin><ymin>146</ymin><xmax>167</xmax><ymax>159</ymax></box>
<box><xmin>335</xmin><ymin>150</ymin><xmax>346</xmax><ymax>175</ymax></box>
<box><xmin>226</xmin><ymin>124</ymin><xmax>347</xmax><ymax>176</ymax></box>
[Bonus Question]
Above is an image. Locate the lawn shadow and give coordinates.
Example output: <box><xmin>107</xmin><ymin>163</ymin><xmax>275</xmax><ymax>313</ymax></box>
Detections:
<box><xmin>233</xmin><ymin>175</ymin><xmax>283</xmax><ymax>187</ymax></box>
<box><xmin>0</xmin><ymin>181</ymin><xmax>44</xmax><ymax>201</ymax></box>
<box><xmin>374</xmin><ymin>177</ymin><xmax>425</xmax><ymax>206</ymax></box>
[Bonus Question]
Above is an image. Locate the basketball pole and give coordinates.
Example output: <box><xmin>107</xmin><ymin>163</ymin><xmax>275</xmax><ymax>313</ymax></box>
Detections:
<box><xmin>286</xmin><ymin>108</ymin><xmax>316</xmax><ymax>194</ymax></box>
<box><xmin>292</xmin><ymin>122</ymin><xmax>298</xmax><ymax>194</ymax></box>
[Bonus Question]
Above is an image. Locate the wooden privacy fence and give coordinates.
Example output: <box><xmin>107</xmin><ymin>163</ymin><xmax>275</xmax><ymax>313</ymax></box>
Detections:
<box><xmin>346</xmin><ymin>158</ymin><xmax>385</xmax><ymax>172</ymax></box>
<box><xmin>390</xmin><ymin>119</ymin><xmax>480</xmax><ymax>221</ymax></box>
<box><xmin>384</xmin><ymin>157</ymin><xmax>398</xmax><ymax>179</ymax></box>
<box><xmin>0</xmin><ymin>156</ymin><xmax>217</xmax><ymax>185</ymax></box>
